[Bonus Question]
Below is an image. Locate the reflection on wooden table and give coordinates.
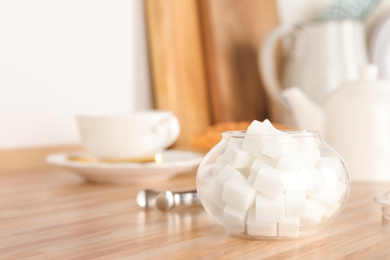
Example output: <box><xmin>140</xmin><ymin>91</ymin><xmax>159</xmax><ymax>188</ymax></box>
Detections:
<box><xmin>1</xmin><ymin>167</ymin><xmax>390</xmax><ymax>259</ymax></box>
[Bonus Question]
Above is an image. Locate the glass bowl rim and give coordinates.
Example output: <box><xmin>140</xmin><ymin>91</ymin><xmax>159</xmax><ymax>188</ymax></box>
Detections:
<box><xmin>221</xmin><ymin>130</ymin><xmax>321</xmax><ymax>138</ymax></box>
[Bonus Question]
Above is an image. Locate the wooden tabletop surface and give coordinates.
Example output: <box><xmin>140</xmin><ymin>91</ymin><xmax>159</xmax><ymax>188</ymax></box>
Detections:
<box><xmin>1</xmin><ymin>166</ymin><xmax>390</xmax><ymax>259</ymax></box>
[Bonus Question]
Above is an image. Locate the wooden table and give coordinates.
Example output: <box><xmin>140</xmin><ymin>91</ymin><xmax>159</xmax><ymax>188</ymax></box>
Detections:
<box><xmin>1</xmin><ymin>167</ymin><xmax>390</xmax><ymax>259</ymax></box>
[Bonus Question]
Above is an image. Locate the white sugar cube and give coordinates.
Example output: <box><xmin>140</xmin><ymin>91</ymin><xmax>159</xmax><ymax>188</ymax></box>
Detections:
<box><xmin>224</xmin><ymin>143</ymin><xmax>255</xmax><ymax>169</ymax></box>
<box><xmin>317</xmin><ymin>157</ymin><xmax>342</xmax><ymax>179</ymax></box>
<box><xmin>246</xmin><ymin>120</ymin><xmax>266</xmax><ymax>134</ymax></box>
<box><xmin>223</xmin><ymin>205</ymin><xmax>248</xmax><ymax>231</ymax></box>
<box><xmin>315</xmin><ymin>182</ymin><xmax>348</xmax><ymax>208</ymax></box>
<box><xmin>298</xmin><ymin>136</ymin><xmax>319</xmax><ymax>149</ymax></box>
<box><xmin>296</xmin><ymin>167</ymin><xmax>325</xmax><ymax>197</ymax></box>
<box><xmin>301</xmin><ymin>198</ymin><xmax>327</xmax><ymax>226</ymax></box>
<box><xmin>285</xmin><ymin>182</ymin><xmax>307</xmax><ymax>218</ymax></box>
<box><xmin>280</xmin><ymin>170</ymin><xmax>297</xmax><ymax>187</ymax></box>
<box><xmin>279</xmin><ymin>218</ymin><xmax>300</xmax><ymax>237</ymax></box>
<box><xmin>200</xmin><ymin>197</ymin><xmax>225</xmax><ymax>225</ymax></box>
<box><xmin>256</xmin><ymin>193</ymin><xmax>285</xmax><ymax>222</ymax></box>
<box><xmin>247</xmin><ymin>172</ymin><xmax>257</xmax><ymax>184</ymax></box>
<box><xmin>320</xmin><ymin>167</ymin><xmax>338</xmax><ymax>190</ymax></box>
<box><xmin>245</xmin><ymin>119</ymin><xmax>281</xmax><ymax>135</ymax></box>
<box><xmin>250</xmin><ymin>155</ymin><xmax>277</xmax><ymax>176</ymax></box>
<box><xmin>261</xmin><ymin>139</ymin><xmax>297</xmax><ymax>159</ymax></box>
<box><xmin>247</xmin><ymin>155</ymin><xmax>277</xmax><ymax>184</ymax></box>
<box><xmin>237</xmin><ymin>167</ymin><xmax>251</xmax><ymax>178</ymax></box>
<box><xmin>242</xmin><ymin>120</ymin><xmax>266</xmax><ymax>155</ymax></box>
<box><xmin>253</xmin><ymin>165</ymin><xmax>285</xmax><ymax>198</ymax></box>
<box><xmin>283</xmin><ymin>141</ymin><xmax>299</xmax><ymax>155</ymax></box>
<box><xmin>299</xmin><ymin>144</ymin><xmax>321</xmax><ymax>168</ymax></box>
<box><xmin>216</xmin><ymin>164</ymin><xmax>245</xmax><ymax>184</ymax></box>
<box><xmin>200</xmin><ymin>179</ymin><xmax>225</xmax><ymax>209</ymax></box>
<box><xmin>295</xmin><ymin>167</ymin><xmax>312</xmax><ymax>186</ymax></box>
<box><xmin>211</xmin><ymin>157</ymin><xmax>227</xmax><ymax>176</ymax></box>
<box><xmin>261</xmin><ymin>142</ymin><xmax>284</xmax><ymax>159</ymax></box>
<box><xmin>247</xmin><ymin>207</ymin><xmax>277</xmax><ymax>237</ymax></box>
<box><xmin>277</xmin><ymin>152</ymin><xmax>304</xmax><ymax>172</ymax></box>
<box><xmin>222</xmin><ymin>177</ymin><xmax>256</xmax><ymax>211</ymax></box>
<box><xmin>197</xmin><ymin>164</ymin><xmax>213</xmax><ymax>188</ymax></box>
<box><xmin>223</xmin><ymin>204</ymin><xmax>249</xmax><ymax>232</ymax></box>
<box><xmin>262</xmin><ymin>119</ymin><xmax>285</xmax><ymax>134</ymax></box>
<box><xmin>242</xmin><ymin>120</ymin><xmax>285</xmax><ymax>155</ymax></box>
<box><xmin>242</xmin><ymin>135</ymin><xmax>264</xmax><ymax>156</ymax></box>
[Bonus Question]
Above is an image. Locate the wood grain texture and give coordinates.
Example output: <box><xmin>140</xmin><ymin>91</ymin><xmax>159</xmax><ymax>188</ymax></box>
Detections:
<box><xmin>145</xmin><ymin>0</ymin><xmax>211</xmax><ymax>148</ymax></box>
<box><xmin>1</xmin><ymin>166</ymin><xmax>390</xmax><ymax>259</ymax></box>
<box><xmin>0</xmin><ymin>145</ymin><xmax>81</xmax><ymax>175</ymax></box>
<box><xmin>199</xmin><ymin>0</ymin><xmax>279</xmax><ymax>122</ymax></box>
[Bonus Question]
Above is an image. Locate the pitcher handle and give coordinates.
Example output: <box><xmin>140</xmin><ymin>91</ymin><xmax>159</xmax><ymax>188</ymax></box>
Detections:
<box><xmin>258</xmin><ymin>25</ymin><xmax>295</xmax><ymax>110</ymax></box>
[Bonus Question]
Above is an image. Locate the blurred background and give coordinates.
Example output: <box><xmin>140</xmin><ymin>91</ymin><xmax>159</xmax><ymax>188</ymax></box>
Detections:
<box><xmin>1</xmin><ymin>0</ymin><xmax>390</xmax><ymax>169</ymax></box>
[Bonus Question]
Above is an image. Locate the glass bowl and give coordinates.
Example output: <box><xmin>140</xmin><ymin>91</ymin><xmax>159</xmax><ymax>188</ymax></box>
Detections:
<box><xmin>196</xmin><ymin>130</ymin><xmax>350</xmax><ymax>239</ymax></box>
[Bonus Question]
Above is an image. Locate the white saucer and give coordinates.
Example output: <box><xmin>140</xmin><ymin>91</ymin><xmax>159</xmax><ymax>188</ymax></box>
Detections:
<box><xmin>46</xmin><ymin>150</ymin><xmax>204</xmax><ymax>184</ymax></box>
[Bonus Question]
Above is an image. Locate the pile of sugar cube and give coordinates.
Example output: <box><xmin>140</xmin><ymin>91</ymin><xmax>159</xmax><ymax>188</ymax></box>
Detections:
<box><xmin>198</xmin><ymin>120</ymin><xmax>348</xmax><ymax>238</ymax></box>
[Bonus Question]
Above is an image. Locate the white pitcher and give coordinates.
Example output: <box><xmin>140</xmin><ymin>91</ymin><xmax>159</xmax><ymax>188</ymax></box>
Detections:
<box><xmin>259</xmin><ymin>20</ymin><xmax>368</xmax><ymax>125</ymax></box>
<box><xmin>282</xmin><ymin>64</ymin><xmax>390</xmax><ymax>182</ymax></box>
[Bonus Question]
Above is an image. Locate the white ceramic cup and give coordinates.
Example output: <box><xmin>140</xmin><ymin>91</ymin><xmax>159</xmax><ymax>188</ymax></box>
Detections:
<box><xmin>76</xmin><ymin>110</ymin><xmax>180</xmax><ymax>160</ymax></box>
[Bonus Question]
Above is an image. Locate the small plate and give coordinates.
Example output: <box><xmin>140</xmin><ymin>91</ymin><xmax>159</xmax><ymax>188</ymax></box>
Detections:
<box><xmin>46</xmin><ymin>150</ymin><xmax>204</xmax><ymax>184</ymax></box>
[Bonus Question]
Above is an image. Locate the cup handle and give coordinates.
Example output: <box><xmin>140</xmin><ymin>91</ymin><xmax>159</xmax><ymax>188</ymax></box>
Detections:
<box><xmin>155</xmin><ymin>115</ymin><xmax>181</xmax><ymax>149</ymax></box>
<box><xmin>259</xmin><ymin>24</ymin><xmax>295</xmax><ymax>110</ymax></box>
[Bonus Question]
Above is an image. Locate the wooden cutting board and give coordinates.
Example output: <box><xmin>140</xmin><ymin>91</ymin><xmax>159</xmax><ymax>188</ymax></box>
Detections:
<box><xmin>145</xmin><ymin>0</ymin><xmax>280</xmax><ymax>148</ymax></box>
<box><xmin>145</xmin><ymin>0</ymin><xmax>211</xmax><ymax>149</ymax></box>
<box><xmin>199</xmin><ymin>0</ymin><xmax>279</xmax><ymax>123</ymax></box>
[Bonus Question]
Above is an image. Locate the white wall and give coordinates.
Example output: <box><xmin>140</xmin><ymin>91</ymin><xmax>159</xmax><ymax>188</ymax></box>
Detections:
<box><xmin>0</xmin><ymin>0</ymin><xmax>152</xmax><ymax>149</ymax></box>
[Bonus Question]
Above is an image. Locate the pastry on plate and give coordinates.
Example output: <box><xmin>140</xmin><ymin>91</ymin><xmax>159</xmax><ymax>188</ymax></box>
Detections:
<box><xmin>190</xmin><ymin>121</ymin><xmax>292</xmax><ymax>151</ymax></box>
